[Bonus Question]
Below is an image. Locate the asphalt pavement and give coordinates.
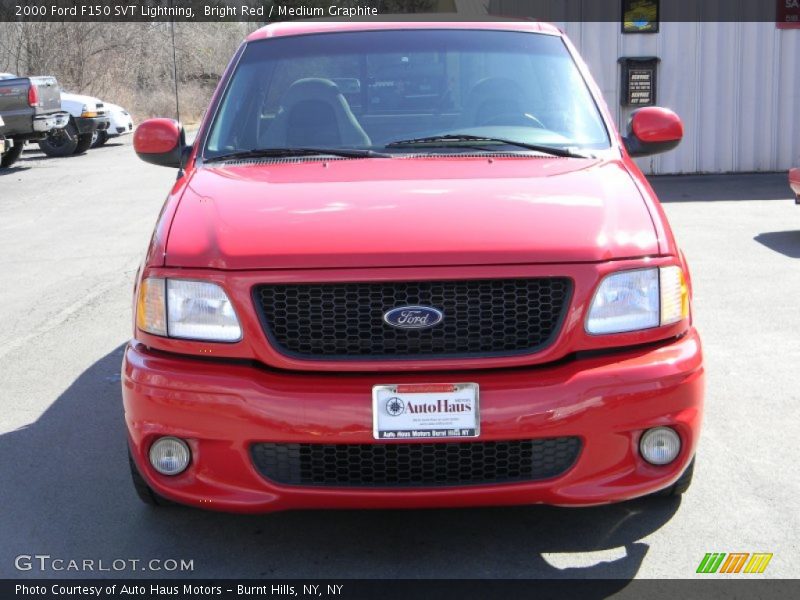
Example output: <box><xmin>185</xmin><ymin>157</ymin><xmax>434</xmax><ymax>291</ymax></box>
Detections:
<box><xmin>0</xmin><ymin>140</ymin><xmax>797</xmax><ymax>579</ymax></box>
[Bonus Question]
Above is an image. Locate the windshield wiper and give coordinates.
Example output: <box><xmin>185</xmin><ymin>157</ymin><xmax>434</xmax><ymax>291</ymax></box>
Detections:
<box><xmin>204</xmin><ymin>147</ymin><xmax>390</xmax><ymax>162</ymax></box>
<box><xmin>385</xmin><ymin>134</ymin><xmax>590</xmax><ymax>158</ymax></box>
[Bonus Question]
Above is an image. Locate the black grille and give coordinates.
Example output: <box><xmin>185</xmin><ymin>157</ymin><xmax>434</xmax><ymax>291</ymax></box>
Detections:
<box><xmin>253</xmin><ymin>279</ymin><xmax>571</xmax><ymax>359</ymax></box>
<box><xmin>250</xmin><ymin>438</ymin><xmax>581</xmax><ymax>488</ymax></box>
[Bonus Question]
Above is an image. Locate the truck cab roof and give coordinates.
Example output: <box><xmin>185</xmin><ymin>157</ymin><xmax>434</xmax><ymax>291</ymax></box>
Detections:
<box><xmin>246</xmin><ymin>19</ymin><xmax>562</xmax><ymax>42</ymax></box>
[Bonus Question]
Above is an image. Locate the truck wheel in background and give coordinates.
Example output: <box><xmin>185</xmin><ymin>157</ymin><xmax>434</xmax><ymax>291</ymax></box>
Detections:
<box><xmin>0</xmin><ymin>142</ymin><xmax>23</xmax><ymax>168</ymax></box>
<box><xmin>91</xmin><ymin>130</ymin><xmax>109</xmax><ymax>148</ymax></box>
<box><xmin>74</xmin><ymin>132</ymin><xmax>94</xmax><ymax>155</ymax></box>
<box><xmin>38</xmin><ymin>121</ymin><xmax>79</xmax><ymax>157</ymax></box>
<box><xmin>128</xmin><ymin>450</ymin><xmax>177</xmax><ymax>508</ymax></box>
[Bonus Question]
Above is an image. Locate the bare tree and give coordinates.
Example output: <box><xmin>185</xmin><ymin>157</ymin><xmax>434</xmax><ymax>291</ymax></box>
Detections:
<box><xmin>0</xmin><ymin>21</ymin><xmax>256</xmax><ymax>122</ymax></box>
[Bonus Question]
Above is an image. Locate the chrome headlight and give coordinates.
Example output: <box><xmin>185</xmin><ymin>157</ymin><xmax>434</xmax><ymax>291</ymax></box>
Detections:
<box><xmin>136</xmin><ymin>278</ymin><xmax>242</xmax><ymax>342</ymax></box>
<box><xmin>586</xmin><ymin>266</ymin><xmax>688</xmax><ymax>335</ymax></box>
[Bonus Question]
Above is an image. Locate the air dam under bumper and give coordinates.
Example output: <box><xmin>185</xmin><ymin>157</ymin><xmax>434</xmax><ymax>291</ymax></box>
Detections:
<box><xmin>74</xmin><ymin>116</ymin><xmax>110</xmax><ymax>134</ymax></box>
<box><xmin>123</xmin><ymin>329</ymin><xmax>704</xmax><ymax>513</ymax></box>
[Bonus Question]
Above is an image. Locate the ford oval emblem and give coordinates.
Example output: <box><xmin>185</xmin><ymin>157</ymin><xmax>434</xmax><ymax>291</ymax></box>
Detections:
<box><xmin>383</xmin><ymin>306</ymin><xmax>444</xmax><ymax>329</ymax></box>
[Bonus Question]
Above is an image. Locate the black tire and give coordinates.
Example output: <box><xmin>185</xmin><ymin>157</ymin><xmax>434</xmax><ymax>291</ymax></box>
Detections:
<box><xmin>0</xmin><ymin>142</ymin><xmax>23</xmax><ymax>168</ymax></box>
<box><xmin>38</xmin><ymin>122</ymin><xmax>79</xmax><ymax>157</ymax></box>
<box><xmin>74</xmin><ymin>133</ymin><xmax>93</xmax><ymax>155</ymax></box>
<box><xmin>128</xmin><ymin>449</ymin><xmax>177</xmax><ymax>507</ymax></box>
<box><xmin>649</xmin><ymin>457</ymin><xmax>695</xmax><ymax>498</ymax></box>
<box><xmin>92</xmin><ymin>130</ymin><xmax>109</xmax><ymax>148</ymax></box>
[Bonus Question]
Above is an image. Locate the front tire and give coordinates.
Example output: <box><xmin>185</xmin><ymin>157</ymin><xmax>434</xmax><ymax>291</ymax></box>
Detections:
<box><xmin>0</xmin><ymin>142</ymin><xmax>23</xmax><ymax>168</ymax></box>
<box><xmin>128</xmin><ymin>450</ymin><xmax>177</xmax><ymax>507</ymax></box>
<box><xmin>92</xmin><ymin>130</ymin><xmax>109</xmax><ymax>148</ymax></box>
<box><xmin>74</xmin><ymin>132</ymin><xmax>93</xmax><ymax>154</ymax></box>
<box><xmin>38</xmin><ymin>122</ymin><xmax>79</xmax><ymax>157</ymax></box>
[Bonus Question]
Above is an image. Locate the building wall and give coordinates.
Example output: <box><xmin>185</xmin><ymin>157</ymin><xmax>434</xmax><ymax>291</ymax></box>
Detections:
<box><xmin>489</xmin><ymin>3</ymin><xmax>800</xmax><ymax>174</ymax></box>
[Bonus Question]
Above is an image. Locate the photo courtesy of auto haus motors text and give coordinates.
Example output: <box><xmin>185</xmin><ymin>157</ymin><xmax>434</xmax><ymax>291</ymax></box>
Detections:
<box><xmin>1</xmin><ymin>0</ymin><xmax>798</xmax><ymax>598</ymax></box>
<box><xmin>14</xmin><ymin>583</ymin><xmax>344</xmax><ymax>597</ymax></box>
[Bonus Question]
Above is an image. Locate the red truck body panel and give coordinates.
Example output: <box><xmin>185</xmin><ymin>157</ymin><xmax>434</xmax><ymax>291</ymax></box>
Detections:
<box><xmin>166</xmin><ymin>157</ymin><xmax>660</xmax><ymax>270</ymax></box>
<box><xmin>245</xmin><ymin>20</ymin><xmax>562</xmax><ymax>42</ymax></box>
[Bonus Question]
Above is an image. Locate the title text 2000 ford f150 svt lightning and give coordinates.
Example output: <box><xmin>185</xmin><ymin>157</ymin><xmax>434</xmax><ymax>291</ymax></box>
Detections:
<box><xmin>126</xmin><ymin>21</ymin><xmax>703</xmax><ymax>512</ymax></box>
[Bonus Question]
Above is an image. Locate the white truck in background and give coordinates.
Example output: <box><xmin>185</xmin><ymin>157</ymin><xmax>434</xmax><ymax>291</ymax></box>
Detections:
<box><xmin>38</xmin><ymin>92</ymin><xmax>111</xmax><ymax>157</ymax></box>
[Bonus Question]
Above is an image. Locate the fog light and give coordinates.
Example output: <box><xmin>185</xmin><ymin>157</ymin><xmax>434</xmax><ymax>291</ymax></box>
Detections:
<box><xmin>639</xmin><ymin>427</ymin><xmax>681</xmax><ymax>465</ymax></box>
<box><xmin>149</xmin><ymin>437</ymin><xmax>191</xmax><ymax>475</ymax></box>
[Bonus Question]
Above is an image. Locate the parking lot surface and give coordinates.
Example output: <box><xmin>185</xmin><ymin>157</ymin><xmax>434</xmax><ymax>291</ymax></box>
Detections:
<box><xmin>0</xmin><ymin>141</ymin><xmax>797</xmax><ymax>579</ymax></box>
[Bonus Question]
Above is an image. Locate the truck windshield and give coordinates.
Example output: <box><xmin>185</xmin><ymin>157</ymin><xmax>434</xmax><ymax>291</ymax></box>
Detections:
<box><xmin>204</xmin><ymin>29</ymin><xmax>610</xmax><ymax>159</ymax></box>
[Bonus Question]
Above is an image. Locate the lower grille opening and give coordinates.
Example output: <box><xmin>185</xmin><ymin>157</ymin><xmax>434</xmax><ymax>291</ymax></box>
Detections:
<box><xmin>251</xmin><ymin>438</ymin><xmax>581</xmax><ymax>488</ymax></box>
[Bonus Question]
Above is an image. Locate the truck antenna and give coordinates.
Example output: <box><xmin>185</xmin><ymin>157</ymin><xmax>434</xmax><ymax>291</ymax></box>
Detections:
<box><xmin>169</xmin><ymin>2</ymin><xmax>185</xmax><ymax>179</ymax></box>
<box><xmin>170</xmin><ymin>4</ymin><xmax>181</xmax><ymax>124</ymax></box>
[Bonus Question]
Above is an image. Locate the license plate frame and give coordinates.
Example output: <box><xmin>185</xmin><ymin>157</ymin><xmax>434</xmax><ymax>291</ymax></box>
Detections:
<box><xmin>372</xmin><ymin>382</ymin><xmax>480</xmax><ymax>440</ymax></box>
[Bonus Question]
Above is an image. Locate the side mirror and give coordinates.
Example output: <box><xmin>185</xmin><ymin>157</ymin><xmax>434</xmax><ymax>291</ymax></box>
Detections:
<box><xmin>623</xmin><ymin>107</ymin><xmax>683</xmax><ymax>157</ymax></box>
<box><xmin>790</xmin><ymin>168</ymin><xmax>800</xmax><ymax>203</ymax></box>
<box><xmin>134</xmin><ymin>118</ymin><xmax>188</xmax><ymax>168</ymax></box>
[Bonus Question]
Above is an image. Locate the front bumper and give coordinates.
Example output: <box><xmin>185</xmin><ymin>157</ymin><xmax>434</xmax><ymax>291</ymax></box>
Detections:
<box><xmin>123</xmin><ymin>329</ymin><xmax>704</xmax><ymax>513</ymax></box>
<box><xmin>109</xmin><ymin>117</ymin><xmax>134</xmax><ymax>136</ymax></box>
<box><xmin>74</xmin><ymin>115</ymin><xmax>110</xmax><ymax>135</ymax></box>
<box><xmin>32</xmin><ymin>111</ymin><xmax>69</xmax><ymax>133</ymax></box>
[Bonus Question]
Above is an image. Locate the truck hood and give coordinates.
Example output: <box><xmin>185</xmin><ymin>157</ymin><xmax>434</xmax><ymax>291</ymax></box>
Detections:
<box><xmin>61</xmin><ymin>92</ymin><xmax>103</xmax><ymax>114</ymax></box>
<box><xmin>165</xmin><ymin>156</ymin><xmax>660</xmax><ymax>270</ymax></box>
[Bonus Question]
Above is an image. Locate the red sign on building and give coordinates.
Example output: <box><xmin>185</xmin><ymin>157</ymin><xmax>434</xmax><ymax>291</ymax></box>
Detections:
<box><xmin>777</xmin><ymin>0</ymin><xmax>800</xmax><ymax>29</ymax></box>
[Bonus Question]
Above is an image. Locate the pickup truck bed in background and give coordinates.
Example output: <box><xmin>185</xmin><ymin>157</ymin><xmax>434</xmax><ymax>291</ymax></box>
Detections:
<box><xmin>0</xmin><ymin>75</ymin><xmax>68</xmax><ymax>167</ymax></box>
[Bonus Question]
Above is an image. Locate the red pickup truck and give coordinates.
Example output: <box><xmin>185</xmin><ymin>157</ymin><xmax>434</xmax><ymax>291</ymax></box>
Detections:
<box><xmin>790</xmin><ymin>168</ymin><xmax>800</xmax><ymax>204</ymax></box>
<box><xmin>127</xmin><ymin>21</ymin><xmax>703</xmax><ymax>512</ymax></box>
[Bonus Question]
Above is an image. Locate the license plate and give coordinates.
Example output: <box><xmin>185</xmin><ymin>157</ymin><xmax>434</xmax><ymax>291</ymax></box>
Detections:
<box><xmin>372</xmin><ymin>383</ymin><xmax>479</xmax><ymax>440</ymax></box>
